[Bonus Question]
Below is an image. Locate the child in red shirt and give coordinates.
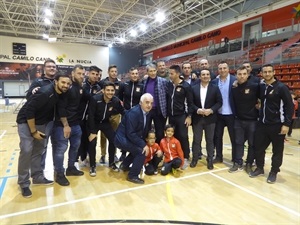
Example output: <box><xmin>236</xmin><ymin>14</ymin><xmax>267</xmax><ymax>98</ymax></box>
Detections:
<box><xmin>144</xmin><ymin>130</ymin><xmax>163</xmax><ymax>175</ymax></box>
<box><xmin>160</xmin><ymin>125</ymin><xmax>184</xmax><ymax>175</ymax></box>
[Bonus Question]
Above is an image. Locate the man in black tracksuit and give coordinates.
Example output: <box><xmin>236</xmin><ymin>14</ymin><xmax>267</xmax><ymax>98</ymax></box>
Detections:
<box><xmin>119</xmin><ymin>67</ymin><xmax>144</xmax><ymax>110</ymax></box>
<box><xmin>250</xmin><ymin>64</ymin><xmax>293</xmax><ymax>184</ymax></box>
<box><xmin>76</xmin><ymin>66</ymin><xmax>102</xmax><ymax>173</ymax></box>
<box><xmin>52</xmin><ymin>65</ymin><xmax>85</xmax><ymax>186</ymax></box>
<box><xmin>167</xmin><ymin>65</ymin><xmax>193</xmax><ymax>170</ymax></box>
<box><xmin>230</xmin><ymin>66</ymin><xmax>259</xmax><ymax>174</ymax></box>
<box><xmin>88</xmin><ymin>82</ymin><xmax>125</xmax><ymax>173</ymax></box>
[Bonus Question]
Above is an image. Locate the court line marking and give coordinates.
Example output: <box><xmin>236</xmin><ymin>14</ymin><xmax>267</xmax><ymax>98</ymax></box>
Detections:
<box><xmin>166</xmin><ymin>175</ymin><xmax>177</xmax><ymax>220</ymax></box>
<box><xmin>210</xmin><ymin>173</ymin><xmax>300</xmax><ymax>217</ymax></box>
<box><xmin>0</xmin><ymin>130</ymin><xmax>7</xmax><ymax>139</ymax></box>
<box><xmin>0</xmin><ymin>167</ymin><xmax>228</xmax><ymax>219</ymax></box>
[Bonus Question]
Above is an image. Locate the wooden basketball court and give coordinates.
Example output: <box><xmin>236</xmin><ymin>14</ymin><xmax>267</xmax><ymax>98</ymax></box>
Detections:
<box><xmin>0</xmin><ymin>99</ymin><xmax>299</xmax><ymax>225</ymax></box>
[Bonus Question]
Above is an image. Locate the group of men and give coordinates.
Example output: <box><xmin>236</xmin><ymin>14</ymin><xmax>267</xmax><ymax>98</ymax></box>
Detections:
<box><xmin>16</xmin><ymin>58</ymin><xmax>293</xmax><ymax>198</ymax></box>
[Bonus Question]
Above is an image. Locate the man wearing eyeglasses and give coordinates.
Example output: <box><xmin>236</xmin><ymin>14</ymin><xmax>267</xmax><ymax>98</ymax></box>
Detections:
<box><xmin>25</xmin><ymin>58</ymin><xmax>58</xmax><ymax>176</ymax></box>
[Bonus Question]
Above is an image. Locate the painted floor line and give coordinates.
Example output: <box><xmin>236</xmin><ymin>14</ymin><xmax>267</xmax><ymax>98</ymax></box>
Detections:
<box><xmin>0</xmin><ymin>130</ymin><xmax>7</xmax><ymax>139</ymax></box>
<box><xmin>0</xmin><ymin>167</ymin><xmax>228</xmax><ymax>219</ymax></box>
<box><xmin>210</xmin><ymin>173</ymin><xmax>300</xmax><ymax>217</ymax></box>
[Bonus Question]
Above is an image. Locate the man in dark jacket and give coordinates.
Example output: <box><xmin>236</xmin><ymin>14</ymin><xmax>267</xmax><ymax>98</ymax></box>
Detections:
<box><xmin>115</xmin><ymin>93</ymin><xmax>153</xmax><ymax>184</ymax></box>
<box><xmin>26</xmin><ymin>58</ymin><xmax>57</xmax><ymax>171</ymax></box>
<box><xmin>230</xmin><ymin>66</ymin><xmax>259</xmax><ymax>174</ymax></box>
<box><xmin>88</xmin><ymin>82</ymin><xmax>124</xmax><ymax>173</ymax></box>
<box><xmin>167</xmin><ymin>64</ymin><xmax>193</xmax><ymax>169</ymax></box>
<box><xmin>52</xmin><ymin>64</ymin><xmax>85</xmax><ymax>186</ymax></box>
<box><xmin>17</xmin><ymin>74</ymin><xmax>71</xmax><ymax>198</ymax></box>
<box><xmin>250</xmin><ymin>64</ymin><xmax>293</xmax><ymax>184</ymax></box>
<box><xmin>190</xmin><ymin>69</ymin><xmax>222</xmax><ymax>170</ymax></box>
<box><xmin>76</xmin><ymin>66</ymin><xmax>102</xmax><ymax>174</ymax></box>
<box><xmin>211</xmin><ymin>61</ymin><xmax>236</xmax><ymax>163</ymax></box>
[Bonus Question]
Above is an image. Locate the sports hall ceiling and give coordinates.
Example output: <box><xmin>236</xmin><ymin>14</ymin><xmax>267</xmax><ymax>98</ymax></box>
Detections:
<box><xmin>0</xmin><ymin>0</ymin><xmax>288</xmax><ymax>49</ymax></box>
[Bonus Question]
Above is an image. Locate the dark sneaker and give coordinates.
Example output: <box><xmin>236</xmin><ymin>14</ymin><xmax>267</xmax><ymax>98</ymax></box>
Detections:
<box><xmin>213</xmin><ymin>157</ymin><xmax>223</xmax><ymax>163</ymax></box>
<box><xmin>89</xmin><ymin>167</ymin><xmax>96</xmax><ymax>177</ymax></box>
<box><xmin>228</xmin><ymin>163</ymin><xmax>243</xmax><ymax>173</ymax></box>
<box><xmin>119</xmin><ymin>163</ymin><xmax>130</xmax><ymax>172</ymax></box>
<box><xmin>154</xmin><ymin>169</ymin><xmax>158</xmax><ymax>175</ymax></box>
<box><xmin>127</xmin><ymin>177</ymin><xmax>144</xmax><ymax>184</ymax></box>
<box><xmin>100</xmin><ymin>155</ymin><xmax>105</xmax><ymax>164</ymax></box>
<box><xmin>66</xmin><ymin>166</ymin><xmax>84</xmax><ymax>176</ymax></box>
<box><xmin>55</xmin><ymin>173</ymin><xmax>70</xmax><ymax>186</ymax></box>
<box><xmin>32</xmin><ymin>178</ymin><xmax>54</xmax><ymax>185</ymax></box>
<box><xmin>21</xmin><ymin>187</ymin><xmax>32</xmax><ymax>198</ymax></box>
<box><xmin>207</xmin><ymin>159</ymin><xmax>214</xmax><ymax>170</ymax></box>
<box><xmin>245</xmin><ymin>163</ymin><xmax>253</xmax><ymax>174</ymax></box>
<box><xmin>267</xmin><ymin>172</ymin><xmax>277</xmax><ymax>184</ymax></box>
<box><xmin>109</xmin><ymin>163</ymin><xmax>120</xmax><ymax>172</ymax></box>
<box><xmin>249</xmin><ymin>168</ymin><xmax>264</xmax><ymax>178</ymax></box>
<box><xmin>190</xmin><ymin>159</ymin><xmax>197</xmax><ymax>168</ymax></box>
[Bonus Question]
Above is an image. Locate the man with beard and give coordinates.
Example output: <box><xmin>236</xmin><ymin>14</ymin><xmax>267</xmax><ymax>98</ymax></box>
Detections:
<box><xmin>52</xmin><ymin>65</ymin><xmax>85</xmax><ymax>186</ymax></box>
<box><xmin>17</xmin><ymin>74</ymin><xmax>71</xmax><ymax>197</ymax></box>
<box><xmin>250</xmin><ymin>64</ymin><xmax>293</xmax><ymax>184</ymax></box>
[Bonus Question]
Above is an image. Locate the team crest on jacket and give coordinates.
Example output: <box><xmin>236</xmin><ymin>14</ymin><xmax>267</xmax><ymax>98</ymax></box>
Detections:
<box><xmin>269</xmin><ymin>90</ymin><xmax>274</xmax><ymax>95</ymax></box>
<box><xmin>115</xmin><ymin>85</ymin><xmax>119</xmax><ymax>90</ymax></box>
<box><xmin>245</xmin><ymin>89</ymin><xmax>250</xmax><ymax>94</ymax></box>
<box><xmin>109</xmin><ymin>107</ymin><xmax>113</xmax><ymax>111</ymax></box>
<box><xmin>93</xmin><ymin>90</ymin><xmax>97</xmax><ymax>94</ymax></box>
<box><xmin>172</xmin><ymin>144</ymin><xmax>175</xmax><ymax>148</ymax></box>
<box><xmin>80</xmin><ymin>89</ymin><xmax>83</xmax><ymax>94</ymax></box>
<box><xmin>176</xmin><ymin>87</ymin><xmax>181</xmax><ymax>92</ymax></box>
<box><xmin>136</xmin><ymin>87</ymin><xmax>140</xmax><ymax>92</ymax></box>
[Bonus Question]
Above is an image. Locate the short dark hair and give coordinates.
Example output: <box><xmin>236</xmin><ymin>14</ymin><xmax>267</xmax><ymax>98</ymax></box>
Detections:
<box><xmin>262</xmin><ymin>64</ymin><xmax>274</xmax><ymax>71</ymax></box>
<box><xmin>164</xmin><ymin>124</ymin><xmax>175</xmax><ymax>131</ymax></box>
<box><xmin>54</xmin><ymin>74</ymin><xmax>70</xmax><ymax>81</ymax></box>
<box><xmin>108</xmin><ymin>65</ymin><xmax>117</xmax><ymax>71</ymax></box>
<box><xmin>147</xmin><ymin>129</ymin><xmax>156</xmax><ymax>138</ymax></box>
<box><xmin>236</xmin><ymin>66</ymin><xmax>247</xmax><ymax>71</ymax></box>
<box><xmin>169</xmin><ymin>65</ymin><xmax>181</xmax><ymax>74</ymax></box>
<box><xmin>130</xmin><ymin>67</ymin><xmax>138</xmax><ymax>72</ymax></box>
<box><xmin>72</xmin><ymin>64</ymin><xmax>84</xmax><ymax>72</ymax></box>
<box><xmin>44</xmin><ymin>58</ymin><xmax>56</xmax><ymax>67</ymax></box>
<box><xmin>182</xmin><ymin>62</ymin><xmax>192</xmax><ymax>69</ymax></box>
<box><xmin>89</xmin><ymin>66</ymin><xmax>101</xmax><ymax>73</ymax></box>
<box><xmin>103</xmin><ymin>81</ymin><xmax>115</xmax><ymax>89</ymax></box>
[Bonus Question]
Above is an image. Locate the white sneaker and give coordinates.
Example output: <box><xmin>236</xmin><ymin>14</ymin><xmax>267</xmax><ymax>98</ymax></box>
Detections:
<box><xmin>181</xmin><ymin>158</ymin><xmax>189</xmax><ymax>170</ymax></box>
<box><xmin>80</xmin><ymin>159</ymin><xmax>89</xmax><ymax>167</ymax></box>
<box><xmin>74</xmin><ymin>162</ymin><xmax>80</xmax><ymax>171</ymax></box>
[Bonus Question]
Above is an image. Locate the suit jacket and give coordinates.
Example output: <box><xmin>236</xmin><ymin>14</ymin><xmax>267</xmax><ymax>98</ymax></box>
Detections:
<box><xmin>143</xmin><ymin>76</ymin><xmax>168</xmax><ymax>118</ymax></box>
<box><xmin>211</xmin><ymin>74</ymin><xmax>236</xmax><ymax>115</ymax></box>
<box><xmin>114</xmin><ymin>104</ymin><xmax>150</xmax><ymax>150</ymax></box>
<box><xmin>191</xmin><ymin>82</ymin><xmax>222</xmax><ymax>124</ymax></box>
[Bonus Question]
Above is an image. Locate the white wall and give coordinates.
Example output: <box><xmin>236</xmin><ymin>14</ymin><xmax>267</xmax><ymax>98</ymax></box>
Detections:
<box><xmin>0</xmin><ymin>36</ymin><xmax>109</xmax><ymax>70</ymax></box>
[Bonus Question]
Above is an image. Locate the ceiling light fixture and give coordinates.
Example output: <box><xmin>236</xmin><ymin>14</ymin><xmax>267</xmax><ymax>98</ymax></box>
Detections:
<box><xmin>108</xmin><ymin>43</ymin><xmax>113</xmax><ymax>48</ymax></box>
<box><xmin>130</xmin><ymin>29</ymin><xmax>137</xmax><ymax>37</ymax></box>
<box><xmin>139</xmin><ymin>23</ymin><xmax>147</xmax><ymax>32</ymax></box>
<box><xmin>44</xmin><ymin>8</ymin><xmax>53</xmax><ymax>16</ymax></box>
<box><xmin>44</xmin><ymin>18</ymin><xmax>51</xmax><ymax>25</ymax></box>
<box><xmin>155</xmin><ymin>12</ymin><xmax>166</xmax><ymax>23</ymax></box>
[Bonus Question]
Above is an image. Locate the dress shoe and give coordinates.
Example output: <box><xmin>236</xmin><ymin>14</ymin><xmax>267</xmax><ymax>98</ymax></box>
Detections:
<box><xmin>207</xmin><ymin>159</ymin><xmax>214</xmax><ymax>170</ymax></box>
<box><xmin>190</xmin><ymin>159</ymin><xmax>197</xmax><ymax>168</ymax></box>
<box><xmin>127</xmin><ymin>177</ymin><xmax>145</xmax><ymax>184</ymax></box>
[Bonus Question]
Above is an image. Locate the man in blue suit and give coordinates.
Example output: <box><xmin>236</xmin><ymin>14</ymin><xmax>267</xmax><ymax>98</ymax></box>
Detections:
<box><xmin>211</xmin><ymin>61</ymin><xmax>236</xmax><ymax>163</ymax></box>
<box><xmin>114</xmin><ymin>93</ymin><xmax>153</xmax><ymax>184</ymax></box>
